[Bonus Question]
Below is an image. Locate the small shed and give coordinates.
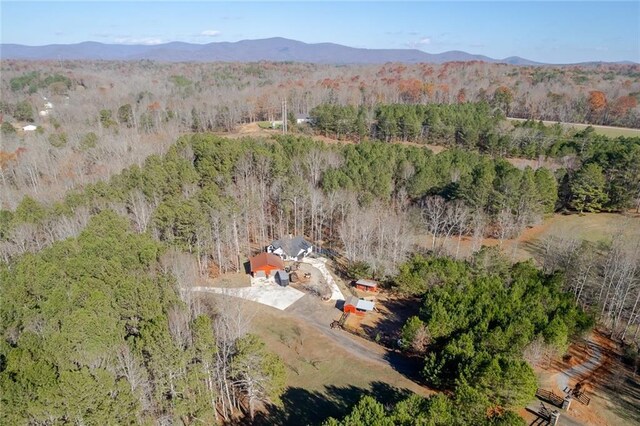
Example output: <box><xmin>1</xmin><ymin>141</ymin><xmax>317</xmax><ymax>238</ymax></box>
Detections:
<box><xmin>22</xmin><ymin>125</ymin><xmax>37</xmax><ymax>132</ymax></box>
<box><xmin>275</xmin><ymin>270</ymin><xmax>290</xmax><ymax>287</ymax></box>
<box><xmin>343</xmin><ymin>296</ymin><xmax>375</xmax><ymax>316</ymax></box>
<box><xmin>249</xmin><ymin>252</ymin><xmax>285</xmax><ymax>278</ymax></box>
<box><xmin>354</xmin><ymin>279</ymin><xmax>378</xmax><ymax>292</ymax></box>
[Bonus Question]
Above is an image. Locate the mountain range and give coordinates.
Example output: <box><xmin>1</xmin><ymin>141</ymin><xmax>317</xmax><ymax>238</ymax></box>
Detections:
<box><xmin>0</xmin><ymin>37</ymin><xmax>632</xmax><ymax>65</ymax></box>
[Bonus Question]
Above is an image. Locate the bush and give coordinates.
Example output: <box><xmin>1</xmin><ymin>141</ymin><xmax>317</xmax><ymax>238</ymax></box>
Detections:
<box><xmin>345</xmin><ymin>260</ymin><xmax>371</xmax><ymax>280</ymax></box>
<box><xmin>1</xmin><ymin>122</ymin><xmax>16</xmax><ymax>135</ymax></box>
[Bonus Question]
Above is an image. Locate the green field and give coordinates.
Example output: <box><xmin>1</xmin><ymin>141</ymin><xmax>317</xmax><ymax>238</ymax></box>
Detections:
<box><xmin>507</xmin><ymin>117</ymin><xmax>640</xmax><ymax>138</ymax></box>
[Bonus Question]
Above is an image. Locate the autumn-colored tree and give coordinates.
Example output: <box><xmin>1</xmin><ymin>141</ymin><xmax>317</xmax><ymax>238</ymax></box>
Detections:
<box><xmin>398</xmin><ymin>79</ymin><xmax>423</xmax><ymax>103</ymax></box>
<box><xmin>611</xmin><ymin>96</ymin><xmax>637</xmax><ymax>117</ymax></box>
<box><xmin>493</xmin><ymin>86</ymin><xmax>514</xmax><ymax>116</ymax></box>
<box><xmin>588</xmin><ymin>91</ymin><xmax>607</xmax><ymax>112</ymax></box>
<box><xmin>457</xmin><ymin>88</ymin><xmax>467</xmax><ymax>104</ymax></box>
<box><xmin>423</xmin><ymin>82</ymin><xmax>435</xmax><ymax>99</ymax></box>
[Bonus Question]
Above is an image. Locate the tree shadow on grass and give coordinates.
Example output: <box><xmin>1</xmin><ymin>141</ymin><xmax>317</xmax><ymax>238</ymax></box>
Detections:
<box><xmin>230</xmin><ymin>381</ymin><xmax>413</xmax><ymax>425</ymax></box>
<box><xmin>360</xmin><ymin>295</ymin><xmax>422</xmax><ymax>343</ymax></box>
<box><xmin>382</xmin><ymin>350</ymin><xmax>430</xmax><ymax>387</ymax></box>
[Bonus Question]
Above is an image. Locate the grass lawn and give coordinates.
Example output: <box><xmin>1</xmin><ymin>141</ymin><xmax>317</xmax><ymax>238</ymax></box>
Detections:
<box><xmin>257</xmin><ymin>121</ymin><xmax>274</xmax><ymax>129</ymax></box>
<box><xmin>247</xmin><ymin>303</ymin><xmax>432</xmax><ymax>425</ymax></box>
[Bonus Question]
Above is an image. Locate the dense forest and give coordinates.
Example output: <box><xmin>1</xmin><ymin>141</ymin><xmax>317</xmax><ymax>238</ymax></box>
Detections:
<box><xmin>0</xmin><ymin>210</ymin><xmax>286</xmax><ymax>423</ymax></box>
<box><xmin>0</xmin><ymin>135</ymin><xmax>557</xmax><ymax>267</ymax></box>
<box><xmin>2</xmin><ymin>132</ymin><xmax>639</xmax><ymax>325</ymax></box>
<box><xmin>1</xmin><ymin>61</ymin><xmax>639</xmax><ymax>208</ymax></box>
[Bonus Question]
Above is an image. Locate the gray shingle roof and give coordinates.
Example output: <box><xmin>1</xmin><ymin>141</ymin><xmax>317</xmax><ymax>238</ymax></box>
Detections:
<box><xmin>270</xmin><ymin>236</ymin><xmax>312</xmax><ymax>257</ymax></box>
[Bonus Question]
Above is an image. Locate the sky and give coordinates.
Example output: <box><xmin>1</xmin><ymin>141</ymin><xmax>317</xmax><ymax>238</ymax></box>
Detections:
<box><xmin>1</xmin><ymin>1</ymin><xmax>638</xmax><ymax>63</ymax></box>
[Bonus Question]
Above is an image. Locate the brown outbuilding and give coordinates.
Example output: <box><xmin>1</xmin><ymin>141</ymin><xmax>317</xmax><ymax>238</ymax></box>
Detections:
<box><xmin>343</xmin><ymin>296</ymin><xmax>375</xmax><ymax>316</ymax></box>
<box><xmin>354</xmin><ymin>279</ymin><xmax>378</xmax><ymax>292</ymax></box>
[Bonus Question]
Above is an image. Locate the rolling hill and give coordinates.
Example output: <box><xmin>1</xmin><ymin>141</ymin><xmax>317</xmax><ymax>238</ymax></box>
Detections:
<box><xmin>0</xmin><ymin>37</ymin><xmax>543</xmax><ymax>65</ymax></box>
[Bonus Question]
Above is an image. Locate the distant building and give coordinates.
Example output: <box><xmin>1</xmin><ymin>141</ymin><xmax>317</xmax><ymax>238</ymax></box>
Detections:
<box><xmin>270</xmin><ymin>120</ymin><xmax>283</xmax><ymax>129</ymax></box>
<box><xmin>354</xmin><ymin>279</ymin><xmax>378</xmax><ymax>292</ymax></box>
<box><xmin>295</xmin><ymin>113</ymin><xmax>311</xmax><ymax>124</ymax></box>
<box><xmin>267</xmin><ymin>236</ymin><xmax>313</xmax><ymax>261</ymax></box>
<box><xmin>22</xmin><ymin>125</ymin><xmax>37</xmax><ymax>132</ymax></box>
<box><xmin>249</xmin><ymin>252</ymin><xmax>285</xmax><ymax>278</ymax></box>
<box><xmin>343</xmin><ymin>296</ymin><xmax>375</xmax><ymax>316</ymax></box>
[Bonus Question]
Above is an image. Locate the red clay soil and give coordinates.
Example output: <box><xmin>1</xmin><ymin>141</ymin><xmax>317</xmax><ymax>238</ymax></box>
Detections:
<box><xmin>529</xmin><ymin>330</ymin><xmax>636</xmax><ymax>426</ymax></box>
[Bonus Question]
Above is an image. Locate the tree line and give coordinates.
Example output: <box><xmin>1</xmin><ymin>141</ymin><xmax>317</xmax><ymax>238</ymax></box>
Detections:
<box><xmin>310</xmin><ymin>103</ymin><xmax>640</xmax><ymax>212</ymax></box>
<box><xmin>2</xmin><ymin>61</ymin><xmax>638</xmax><ymax>209</ymax></box>
<box><xmin>2</xmin><ymin>132</ymin><xmax>637</xmax><ymax>275</ymax></box>
<box><xmin>2</xmin><ymin>135</ymin><xmax>560</xmax><ymax>275</ymax></box>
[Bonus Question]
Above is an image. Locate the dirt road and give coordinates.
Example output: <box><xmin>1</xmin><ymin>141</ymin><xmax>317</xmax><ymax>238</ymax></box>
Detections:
<box><xmin>285</xmin><ymin>293</ymin><xmax>424</xmax><ymax>382</ymax></box>
<box><xmin>556</xmin><ymin>342</ymin><xmax>603</xmax><ymax>392</ymax></box>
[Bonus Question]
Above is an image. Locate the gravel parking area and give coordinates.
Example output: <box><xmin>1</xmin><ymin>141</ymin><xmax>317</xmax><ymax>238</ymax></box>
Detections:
<box><xmin>300</xmin><ymin>257</ymin><xmax>345</xmax><ymax>301</ymax></box>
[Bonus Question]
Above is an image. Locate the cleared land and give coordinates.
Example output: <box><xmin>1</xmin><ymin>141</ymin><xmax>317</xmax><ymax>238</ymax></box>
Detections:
<box><xmin>508</xmin><ymin>117</ymin><xmax>640</xmax><ymax>138</ymax></box>
<box><xmin>221</xmin><ymin>297</ymin><xmax>433</xmax><ymax>425</ymax></box>
<box><xmin>527</xmin><ymin>330</ymin><xmax>640</xmax><ymax>426</ymax></box>
<box><xmin>420</xmin><ymin>211</ymin><xmax>640</xmax><ymax>262</ymax></box>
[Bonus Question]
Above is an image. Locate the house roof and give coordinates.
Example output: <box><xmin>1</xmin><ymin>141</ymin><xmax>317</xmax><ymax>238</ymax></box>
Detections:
<box><xmin>355</xmin><ymin>279</ymin><xmax>378</xmax><ymax>288</ymax></box>
<box><xmin>270</xmin><ymin>236</ymin><xmax>312</xmax><ymax>257</ymax></box>
<box><xmin>250</xmin><ymin>252</ymin><xmax>284</xmax><ymax>271</ymax></box>
<box><xmin>346</xmin><ymin>296</ymin><xmax>375</xmax><ymax>311</ymax></box>
<box><xmin>295</xmin><ymin>113</ymin><xmax>310</xmax><ymax>119</ymax></box>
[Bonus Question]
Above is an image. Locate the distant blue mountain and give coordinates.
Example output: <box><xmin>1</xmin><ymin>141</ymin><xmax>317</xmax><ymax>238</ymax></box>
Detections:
<box><xmin>0</xmin><ymin>37</ymin><xmax>632</xmax><ymax>65</ymax></box>
<box><xmin>0</xmin><ymin>37</ymin><xmax>543</xmax><ymax>64</ymax></box>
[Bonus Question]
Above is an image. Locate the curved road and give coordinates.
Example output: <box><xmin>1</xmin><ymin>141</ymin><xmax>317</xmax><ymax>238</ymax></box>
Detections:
<box><xmin>556</xmin><ymin>341</ymin><xmax>603</xmax><ymax>393</ymax></box>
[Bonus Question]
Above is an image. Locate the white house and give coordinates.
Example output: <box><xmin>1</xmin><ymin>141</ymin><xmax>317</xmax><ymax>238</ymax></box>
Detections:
<box><xmin>22</xmin><ymin>125</ymin><xmax>37</xmax><ymax>131</ymax></box>
<box><xmin>267</xmin><ymin>236</ymin><xmax>313</xmax><ymax>261</ymax></box>
<box><xmin>295</xmin><ymin>113</ymin><xmax>311</xmax><ymax>124</ymax></box>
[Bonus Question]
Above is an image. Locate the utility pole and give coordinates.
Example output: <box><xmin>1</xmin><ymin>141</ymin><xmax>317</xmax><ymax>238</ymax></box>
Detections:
<box><xmin>281</xmin><ymin>98</ymin><xmax>287</xmax><ymax>134</ymax></box>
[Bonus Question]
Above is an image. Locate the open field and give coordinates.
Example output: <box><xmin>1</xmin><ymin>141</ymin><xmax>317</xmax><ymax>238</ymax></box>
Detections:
<box><xmin>420</xmin><ymin>211</ymin><xmax>640</xmax><ymax>262</ymax></box>
<box><xmin>508</xmin><ymin>117</ymin><xmax>640</xmax><ymax>138</ymax></box>
<box><xmin>234</xmin><ymin>299</ymin><xmax>433</xmax><ymax>425</ymax></box>
<box><xmin>519</xmin><ymin>211</ymin><xmax>640</xmax><ymax>260</ymax></box>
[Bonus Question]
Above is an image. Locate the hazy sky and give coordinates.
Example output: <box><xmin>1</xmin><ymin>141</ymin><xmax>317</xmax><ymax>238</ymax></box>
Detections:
<box><xmin>1</xmin><ymin>1</ymin><xmax>638</xmax><ymax>63</ymax></box>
